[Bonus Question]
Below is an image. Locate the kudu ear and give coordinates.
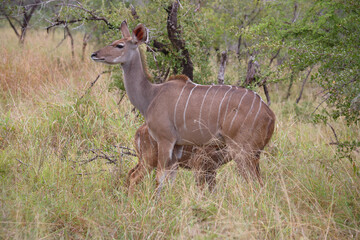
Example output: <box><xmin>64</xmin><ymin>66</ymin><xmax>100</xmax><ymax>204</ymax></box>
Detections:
<box><xmin>120</xmin><ymin>20</ymin><xmax>131</xmax><ymax>38</ymax></box>
<box><xmin>132</xmin><ymin>24</ymin><xmax>147</xmax><ymax>44</ymax></box>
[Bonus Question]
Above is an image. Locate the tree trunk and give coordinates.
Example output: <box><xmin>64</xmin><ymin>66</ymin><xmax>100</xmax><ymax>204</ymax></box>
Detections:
<box><xmin>65</xmin><ymin>26</ymin><xmax>75</xmax><ymax>58</ymax></box>
<box><xmin>243</xmin><ymin>56</ymin><xmax>260</xmax><ymax>87</ymax></box>
<box><xmin>19</xmin><ymin>2</ymin><xmax>39</xmax><ymax>44</ymax></box>
<box><xmin>166</xmin><ymin>1</ymin><xmax>194</xmax><ymax>80</ymax></box>
<box><xmin>82</xmin><ymin>33</ymin><xmax>92</xmax><ymax>61</ymax></box>
<box><xmin>217</xmin><ymin>51</ymin><xmax>227</xmax><ymax>85</ymax></box>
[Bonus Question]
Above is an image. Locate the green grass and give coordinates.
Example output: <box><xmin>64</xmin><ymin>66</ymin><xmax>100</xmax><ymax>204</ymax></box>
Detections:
<box><xmin>0</xmin><ymin>28</ymin><xmax>359</xmax><ymax>239</ymax></box>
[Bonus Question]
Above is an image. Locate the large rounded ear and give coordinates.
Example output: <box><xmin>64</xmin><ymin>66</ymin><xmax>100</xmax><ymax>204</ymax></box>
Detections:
<box><xmin>120</xmin><ymin>20</ymin><xmax>131</xmax><ymax>38</ymax></box>
<box><xmin>132</xmin><ymin>24</ymin><xmax>147</xmax><ymax>44</ymax></box>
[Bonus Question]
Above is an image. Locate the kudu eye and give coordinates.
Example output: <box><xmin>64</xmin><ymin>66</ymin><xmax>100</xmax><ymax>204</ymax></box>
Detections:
<box><xmin>116</xmin><ymin>44</ymin><xmax>124</xmax><ymax>49</ymax></box>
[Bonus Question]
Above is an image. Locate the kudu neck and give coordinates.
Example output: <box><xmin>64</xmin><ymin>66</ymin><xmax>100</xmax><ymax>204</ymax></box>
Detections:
<box><xmin>121</xmin><ymin>48</ymin><xmax>155</xmax><ymax>116</ymax></box>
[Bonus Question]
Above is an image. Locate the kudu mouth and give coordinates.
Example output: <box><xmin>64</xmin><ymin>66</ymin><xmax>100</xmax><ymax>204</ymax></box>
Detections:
<box><xmin>90</xmin><ymin>52</ymin><xmax>105</xmax><ymax>62</ymax></box>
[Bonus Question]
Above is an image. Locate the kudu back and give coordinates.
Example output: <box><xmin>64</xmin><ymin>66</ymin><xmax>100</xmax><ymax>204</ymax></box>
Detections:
<box><xmin>91</xmin><ymin>21</ymin><xmax>275</xmax><ymax>194</ymax></box>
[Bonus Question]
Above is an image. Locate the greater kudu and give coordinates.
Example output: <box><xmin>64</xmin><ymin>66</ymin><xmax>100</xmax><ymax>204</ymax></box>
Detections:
<box><xmin>91</xmin><ymin>21</ymin><xmax>275</xmax><ymax>193</ymax></box>
<box><xmin>127</xmin><ymin>124</ymin><xmax>229</xmax><ymax>194</ymax></box>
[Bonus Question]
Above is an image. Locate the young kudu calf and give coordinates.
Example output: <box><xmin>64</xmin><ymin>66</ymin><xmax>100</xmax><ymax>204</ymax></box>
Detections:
<box><xmin>127</xmin><ymin>124</ymin><xmax>229</xmax><ymax>194</ymax></box>
<box><xmin>91</xmin><ymin>21</ymin><xmax>275</xmax><ymax>194</ymax></box>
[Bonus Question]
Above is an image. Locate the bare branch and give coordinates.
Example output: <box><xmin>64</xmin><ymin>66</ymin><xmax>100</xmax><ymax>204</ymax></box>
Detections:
<box><xmin>117</xmin><ymin>92</ymin><xmax>126</xmax><ymax>105</ymax></box>
<box><xmin>80</xmin><ymin>149</ymin><xmax>117</xmax><ymax>165</ymax></box>
<box><xmin>327</xmin><ymin>123</ymin><xmax>339</xmax><ymax>145</ymax></box>
<box><xmin>296</xmin><ymin>66</ymin><xmax>313</xmax><ymax>104</ymax></box>
<box><xmin>292</xmin><ymin>3</ymin><xmax>299</xmax><ymax>23</ymax></box>
<box><xmin>64</xmin><ymin>26</ymin><xmax>74</xmax><ymax>58</ymax></box>
<box><xmin>130</xmin><ymin>4</ymin><xmax>139</xmax><ymax>20</ymax></box>
<box><xmin>115</xmin><ymin>145</ymin><xmax>137</xmax><ymax>157</ymax></box>
<box><xmin>16</xmin><ymin>158</ymin><xmax>30</xmax><ymax>166</ymax></box>
<box><xmin>58</xmin><ymin>2</ymin><xmax>113</xmax><ymax>27</ymax></box>
<box><xmin>82</xmin><ymin>32</ymin><xmax>92</xmax><ymax>61</ymax></box>
<box><xmin>47</xmin><ymin>2</ymin><xmax>115</xmax><ymax>32</ymax></box>
<box><xmin>79</xmin><ymin>71</ymin><xmax>111</xmax><ymax>100</ymax></box>
<box><xmin>4</xmin><ymin>15</ymin><xmax>20</xmax><ymax>37</ymax></box>
<box><xmin>312</xmin><ymin>93</ymin><xmax>331</xmax><ymax>114</ymax></box>
<box><xmin>75</xmin><ymin>170</ymin><xmax>106</xmax><ymax>176</ymax></box>
<box><xmin>263</xmin><ymin>84</ymin><xmax>271</xmax><ymax>106</ymax></box>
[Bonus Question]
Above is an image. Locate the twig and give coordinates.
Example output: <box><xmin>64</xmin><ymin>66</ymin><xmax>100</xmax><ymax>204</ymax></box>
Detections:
<box><xmin>79</xmin><ymin>155</ymin><xmax>99</xmax><ymax>165</ymax></box>
<box><xmin>263</xmin><ymin>84</ymin><xmax>271</xmax><ymax>106</ymax></box>
<box><xmin>80</xmin><ymin>149</ymin><xmax>118</xmax><ymax>165</ymax></box>
<box><xmin>312</xmin><ymin>93</ymin><xmax>331</xmax><ymax>115</ymax></box>
<box><xmin>327</xmin><ymin>123</ymin><xmax>339</xmax><ymax>145</ymax></box>
<box><xmin>79</xmin><ymin>71</ymin><xmax>111</xmax><ymax>100</ymax></box>
<box><xmin>54</xmin><ymin>31</ymin><xmax>67</xmax><ymax>49</ymax></box>
<box><xmin>117</xmin><ymin>92</ymin><xmax>126</xmax><ymax>105</ymax></box>
<box><xmin>75</xmin><ymin>170</ymin><xmax>106</xmax><ymax>176</ymax></box>
<box><xmin>130</xmin><ymin>4</ymin><xmax>139</xmax><ymax>20</ymax></box>
<box><xmin>47</xmin><ymin>2</ymin><xmax>115</xmax><ymax>31</ymax></box>
<box><xmin>296</xmin><ymin>66</ymin><xmax>313</xmax><ymax>104</ymax></box>
<box><xmin>4</xmin><ymin>15</ymin><xmax>20</xmax><ymax>37</ymax></box>
<box><xmin>16</xmin><ymin>158</ymin><xmax>30</xmax><ymax>166</ymax></box>
<box><xmin>82</xmin><ymin>32</ymin><xmax>92</xmax><ymax>61</ymax></box>
<box><xmin>64</xmin><ymin>26</ymin><xmax>74</xmax><ymax>58</ymax></box>
<box><xmin>115</xmin><ymin>145</ymin><xmax>137</xmax><ymax>157</ymax></box>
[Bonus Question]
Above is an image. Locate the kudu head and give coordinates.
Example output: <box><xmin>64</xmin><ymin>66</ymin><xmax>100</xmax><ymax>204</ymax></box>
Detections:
<box><xmin>91</xmin><ymin>21</ymin><xmax>147</xmax><ymax>65</ymax></box>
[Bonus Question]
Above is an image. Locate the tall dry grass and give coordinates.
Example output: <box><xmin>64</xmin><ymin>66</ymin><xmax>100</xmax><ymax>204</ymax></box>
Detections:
<box><xmin>0</xmin><ymin>27</ymin><xmax>359</xmax><ymax>239</ymax></box>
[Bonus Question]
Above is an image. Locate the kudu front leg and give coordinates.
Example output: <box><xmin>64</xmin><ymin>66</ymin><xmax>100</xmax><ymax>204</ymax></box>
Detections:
<box><xmin>155</xmin><ymin>140</ymin><xmax>177</xmax><ymax>197</ymax></box>
<box><xmin>235</xmin><ymin>152</ymin><xmax>264</xmax><ymax>187</ymax></box>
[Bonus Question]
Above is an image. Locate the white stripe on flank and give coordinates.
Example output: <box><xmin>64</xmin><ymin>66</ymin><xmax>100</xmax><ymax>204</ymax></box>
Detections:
<box><xmin>174</xmin><ymin>82</ymin><xmax>188</xmax><ymax>129</ymax></box>
<box><xmin>229</xmin><ymin>89</ymin><xmax>248</xmax><ymax>131</ymax></box>
<box><xmin>207</xmin><ymin>86</ymin><xmax>223</xmax><ymax>126</ymax></box>
<box><xmin>183</xmin><ymin>84</ymin><xmax>198</xmax><ymax>130</ymax></box>
<box><xmin>240</xmin><ymin>92</ymin><xmax>257</xmax><ymax>129</ymax></box>
<box><xmin>223</xmin><ymin>86</ymin><xmax>237</xmax><ymax>126</ymax></box>
<box><xmin>251</xmin><ymin>97</ymin><xmax>262</xmax><ymax>130</ymax></box>
<box><xmin>216</xmin><ymin>86</ymin><xmax>233</xmax><ymax>128</ymax></box>
<box><xmin>198</xmin><ymin>85</ymin><xmax>213</xmax><ymax>135</ymax></box>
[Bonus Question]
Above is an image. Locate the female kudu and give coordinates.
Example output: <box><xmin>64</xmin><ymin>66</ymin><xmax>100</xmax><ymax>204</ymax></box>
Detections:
<box><xmin>91</xmin><ymin>21</ymin><xmax>275</xmax><ymax>194</ymax></box>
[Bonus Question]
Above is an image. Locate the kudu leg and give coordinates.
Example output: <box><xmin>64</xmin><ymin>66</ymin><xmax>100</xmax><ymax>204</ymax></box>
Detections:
<box><xmin>155</xmin><ymin>140</ymin><xmax>177</xmax><ymax>197</ymax></box>
<box><xmin>235</xmin><ymin>153</ymin><xmax>263</xmax><ymax>186</ymax></box>
<box><xmin>227</xmin><ymin>141</ymin><xmax>264</xmax><ymax>186</ymax></box>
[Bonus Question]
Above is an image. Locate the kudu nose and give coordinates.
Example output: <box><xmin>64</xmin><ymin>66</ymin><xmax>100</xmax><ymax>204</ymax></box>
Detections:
<box><xmin>91</xmin><ymin>52</ymin><xmax>97</xmax><ymax>59</ymax></box>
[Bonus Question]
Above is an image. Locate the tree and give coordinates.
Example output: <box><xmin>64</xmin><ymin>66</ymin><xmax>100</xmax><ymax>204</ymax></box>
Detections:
<box><xmin>0</xmin><ymin>0</ymin><xmax>42</xmax><ymax>44</ymax></box>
